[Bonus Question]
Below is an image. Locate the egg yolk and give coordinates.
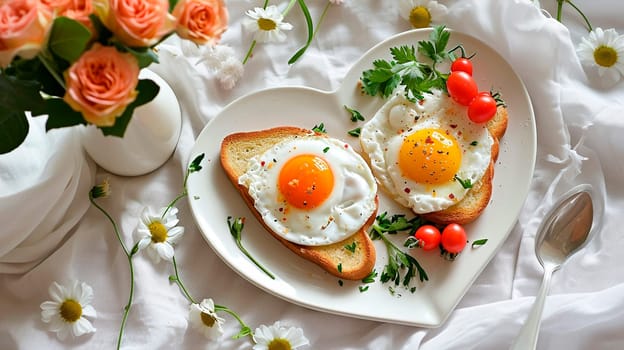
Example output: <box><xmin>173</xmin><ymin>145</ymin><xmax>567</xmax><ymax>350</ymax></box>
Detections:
<box><xmin>398</xmin><ymin>128</ymin><xmax>461</xmax><ymax>184</ymax></box>
<box><xmin>278</xmin><ymin>154</ymin><xmax>334</xmax><ymax>210</ymax></box>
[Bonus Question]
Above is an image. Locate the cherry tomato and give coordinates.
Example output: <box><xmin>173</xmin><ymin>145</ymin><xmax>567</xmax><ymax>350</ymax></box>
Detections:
<box><xmin>413</xmin><ymin>225</ymin><xmax>441</xmax><ymax>251</ymax></box>
<box><xmin>451</xmin><ymin>58</ymin><xmax>473</xmax><ymax>76</ymax></box>
<box><xmin>441</xmin><ymin>223</ymin><xmax>467</xmax><ymax>254</ymax></box>
<box><xmin>468</xmin><ymin>92</ymin><xmax>497</xmax><ymax>123</ymax></box>
<box><xmin>446</xmin><ymin>71</ymin><xmax>478</xmax><ymax>106</ymax></box>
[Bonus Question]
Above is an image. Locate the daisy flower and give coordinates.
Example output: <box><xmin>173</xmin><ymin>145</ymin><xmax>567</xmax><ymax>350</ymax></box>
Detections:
<box><xmin>134</xmin><ymin>206</ymin><xmax>185</xmax><ymax>263</ymax></box>
<box><xmin>577</xmin><ymin>27</ymin><xmax>624</xmax><ymax>85</ymax></box>
<box><xmin>188</xmin><ymin>298</ymin><xmax>225</xmax><ymax>340</ymax></box>
<box><xmin>40</xmin><ymin>281</ymin><xmax>97</xmax><ymax>341</ymax></box>
<box><xmin>398</xmin><ymin>0</ymin><xmax>448</xmax><ymax>29</ymax></box>
<box><xmin>89</xmin><ymin>179</ymin><xmax>110</xmax><ymax>199</ymax></box>
<box><xmin>253</xmin><ymin>321</ymin><xmax>309</xmax><ymax>350</ymax></box>
<box><xmin>243</xmin><ymin>5</ymin><xmax>293</xmax><ymax>43</ymax></box>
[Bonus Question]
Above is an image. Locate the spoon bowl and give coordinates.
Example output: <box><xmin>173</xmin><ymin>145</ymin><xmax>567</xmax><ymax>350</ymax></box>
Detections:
<box><xmin>510</xmin><ymin>188</ymin><xmax>594</xmax><ymax>350</ymax></box>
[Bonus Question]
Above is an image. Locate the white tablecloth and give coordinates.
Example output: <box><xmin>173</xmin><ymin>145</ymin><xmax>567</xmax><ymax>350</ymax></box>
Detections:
<box><xmin>2</xmin><ymin>0</ymin><xmax>624</xmax><ymax>348</ymax></box>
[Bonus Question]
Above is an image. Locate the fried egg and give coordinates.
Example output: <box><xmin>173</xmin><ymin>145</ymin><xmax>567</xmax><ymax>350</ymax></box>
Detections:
<box><xmin>238</xmin><ymin>134</ymin><xmax>377</xmax><ymax>246</ymax></box>
<box><xmin>360</xmin><ymin>90</ymin><xmax>493</xmax><ymax>214</ymax></box>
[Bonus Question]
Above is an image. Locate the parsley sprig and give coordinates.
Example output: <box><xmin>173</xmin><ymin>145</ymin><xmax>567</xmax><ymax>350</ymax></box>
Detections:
<box><xmin>360</xmin><ymin>25</ymin><xmax>455</xmax><ymax>102</ymax></box>
<box><xmin>369</xmin><ymin>213</ymin><xmax>428</xmax><ymax>287</ymax></box>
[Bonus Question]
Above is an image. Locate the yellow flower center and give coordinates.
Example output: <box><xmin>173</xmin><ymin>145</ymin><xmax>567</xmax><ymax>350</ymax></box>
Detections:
<box><xmin>268</xmin><ymin>338</ymin><xmax>292</xmax><ymax>350</ymax></box>
<box><xmin>594</xmin><ymin>45</ymin><xmax>618</xmax><ymax>67</ymax></box>
<box><xmin>258</xmin><ymin>18</ymin><xmax>277</xmax><ymax>31</ymax></box>
<box><xmin>200</xmin><ymin>312</ymin><xmax>216</xmax><ymax>327</ymax></box>
<box><xmin>59</xmin><ymin>299</ymin><xmax>82</xmax><ymax>322</ymax></box>
<box><xmin>409</xmin><ymin>6</ymin><xmax>432</xmax><ymax>28</ymax></box>
<box><xmin>148</xmin><ymin>221</ymin><xmax>168</xmax><ymax>243</ymax></box>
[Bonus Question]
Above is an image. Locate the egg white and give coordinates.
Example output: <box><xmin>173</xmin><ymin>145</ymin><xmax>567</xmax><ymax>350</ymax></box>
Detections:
<box><xmin>360</xmin><ymin>91</ymin><xmax>493</xmax><ymax>214</ymax></box>
<box><xmin>238</xmin><ymin>135</ymin><xmax>377</xmax><ymax>246</ymax></box>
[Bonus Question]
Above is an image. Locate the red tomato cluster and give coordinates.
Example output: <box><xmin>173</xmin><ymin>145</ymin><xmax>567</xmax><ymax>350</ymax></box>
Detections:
<box><xmin>412</xmin><ymin>223</ymin><xmax>467</xmax><ymax>254</ymax></box>
<box><xmin>447</xmin><ymin>58</ymin><xmax>498</xmax><ymax>124</ymax></box>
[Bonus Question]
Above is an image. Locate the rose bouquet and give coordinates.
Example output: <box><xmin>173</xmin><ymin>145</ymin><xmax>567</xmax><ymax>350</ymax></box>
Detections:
<box><xmin>0</xmin><ymin>0</ymin><xmax>228</xmax><ymax>154</ymax></box>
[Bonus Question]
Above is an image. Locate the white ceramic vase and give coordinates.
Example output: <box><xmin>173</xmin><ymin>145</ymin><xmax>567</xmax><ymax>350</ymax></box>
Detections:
<box><xmin>81</xmin><ymin>69</ymin><xmax>181</xmax><ymax>176</ymax></box>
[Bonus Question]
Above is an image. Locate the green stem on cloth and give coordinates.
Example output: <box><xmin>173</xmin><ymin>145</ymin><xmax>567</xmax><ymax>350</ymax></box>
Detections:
<box><xmin>89</xmin><ymin>194</ymin><xmax>137</xmax><ymax>350</ymax></box>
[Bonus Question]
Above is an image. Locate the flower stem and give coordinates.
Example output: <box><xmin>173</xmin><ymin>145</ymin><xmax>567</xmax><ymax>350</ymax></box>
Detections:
<box><xmin>214</xmin><ymin>304</ymin><xmax>254</xmax><ymax>339</ymax></box>
<box><xmin>89</xmin><ymin>194</ymin><xmax>136</xmax><ymax>350</ymax></box>
<box><xmin>566</xmin><ymin>0</ymin><xmax>593</xmax><ymax>31</ymax></box>
<box><xmin>37</xmin><ymin>52</ymin><xmax>65</xmax><ymax>90</ymax></box>
<box><xmin>170</xmin><ymin>256</ymin><xmax>197</xmax><ymax>304</ymax></box>
<box><xmin>312</xmin><ymin>1</ymin><xmax>332</xmax><ymax>39</ymax></box>
<box><xmin>242</xmin><ymin>40</ymin><xmax>257</xmax><ymax>65</ymax></box>
<box><xmin>282</xmin><ymin>0</ymin><xmax>298</xmax><ymax>17</ymax></box>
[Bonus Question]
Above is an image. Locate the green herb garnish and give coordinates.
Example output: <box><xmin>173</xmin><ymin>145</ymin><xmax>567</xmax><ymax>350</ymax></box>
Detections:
<box><xmin>337</xmin><ymin>263</ymin><xmax>343</xmax><ymax>273</ymax></box>
<box><xmin>348</xmin><ymin>127</ymin><xmax>361</xmax><ymax>137</ymax></box>
<box><xmin>369</xmin><ymin>213</ymin><xmax>428</xmax><ymax>287</ymax></box>
<box><xmin>360</xmin><ymin>25</ymin><xmax>453</xmax><ymax>102</ymax></box>
<box><xmin>312</xmin><ymin>123</ymin><xmax>327</xmax><ymax>133</ymax></box>
<box><xmin>323</xmin><ymin>146</ymin><xmax>330</xmax><ymax>153</ymax></box>
<box><xmin>228</xmin><ymin>216</ymin><xmax>275</xmax><ymax>280</ymax></box>
<box><xmin>344</xmin><ymin>105</ymin><xmax>365</xmax><ymax>122</ymax></box>
<box><xmin>361</xmin><ymin>269</ymin><xmax>378</xmax><ymax>284</ymax></box>
<box><xmin>338</xmin><ymin>280</ymin><xmax>343</xmax><ymax>286</ymax></box>
<box><xmin>359</xmin><ymin>285</ymin><xmax>369</xmax><ymax>293</ymax></box>
<box><xmin>454</xmin><ymin>175</ymin><xmax>473</xmax><ymax>189</ymax></box>
<box><xmin>344</xmin><ymin>241</ymin><xmax>357</xmax><ymax>253</ymax></box>
<box><xmin>472</xmin><ymin>238</ymin><xmax>488</xmax><ymax>248</ymax></box>
<box><xmin>470</xmin><ymin>141</ymin><xmax>478</xmax><ymax>146</ymax></box>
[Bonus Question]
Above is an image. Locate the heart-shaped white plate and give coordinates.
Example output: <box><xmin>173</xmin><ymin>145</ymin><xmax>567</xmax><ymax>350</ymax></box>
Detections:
<box><xmin>186</xmin><ymin>28</ymin><xmax>536</xmax><ymax>327</ymax></box>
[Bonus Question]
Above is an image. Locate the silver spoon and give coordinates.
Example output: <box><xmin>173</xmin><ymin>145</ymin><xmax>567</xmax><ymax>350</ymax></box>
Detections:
<box><xmin>510</xmin><ymin>188</ymin><xmax>594</xmax><ymax>350</ymax></box>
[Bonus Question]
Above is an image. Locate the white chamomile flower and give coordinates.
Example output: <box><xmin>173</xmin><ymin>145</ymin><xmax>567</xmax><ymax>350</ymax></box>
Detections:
<box><xmin>40</xmin><ymin>281</ymin><xmax>97</xmax><ymax>341</ymax></box>
<box><xmin>243</xmin><ymin>5</ymin><xmax>293</xmax><ymax>43</ymax></box>
<box><xmin>577</xmin><ymin>27</ymin><xmax>624</xmax><ymax>85</ymax></box>
<box><xmin>217</xmin><ymin>57</ymin><xmax>244</xmax><ymax>89</ymax></box>
<box><xmin>253</xmin><ymin>321</ymin><xmax>309</xmax><ymax>350</ymax></box>
<box><xmin>398</xmin><ymin>0</ymin><xmax>448</xmax><ymax>29</ymax></box>
<box><xmin>188</xmin><ymin>298</ymin><xmax>225</xmax><ymax>340</ymax></box>
<box><xmin>134</xmin><ymin>206</ymin><xmax>185</xmax><ymax>264</ymax></box>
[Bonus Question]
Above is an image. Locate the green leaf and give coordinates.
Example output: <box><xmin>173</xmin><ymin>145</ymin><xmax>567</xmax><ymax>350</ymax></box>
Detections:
<box><xmin>390</xmin><ymin>45</ymin><xmax>416</xmax><ymax>63</ymax></box>
<box><xmin>44</xmin><ymin>98</ymin><xmax>87</xmax><ymax>130</ymax></box>
<box><xmin>344</xmin><ymin>105</ymin><xmax>364</xmax><ymax>122</ymax></box>
<box><xmin>472</xmin><ymin>239</ymin><xmax>488</xmax><ymax>248</ymax></box>
<box><xmin>100</xmin><ymin>79</ymin><xmax>160</xmax><ymax>137</ymax></box>
<box><xmin>287</xmin><ymin>0</ymin><xmax>314</xmax><ymax>65</ymax></box>
<box><xmin>0</xmin><ymin>109</ymin><xmax>29</xmax><ymax>154</ymax></box>
<box><xmin>119</xmin><ymin>45</ymin><xmax>160</xmax><ymax>69</ymax></box>
<box><xmin>189</xmin><ymin>153</ymin><xmax>205</xmax><ymax>173</ymax></box>
<box><xmin>0</xmin><ymin>73</ymin><xmax>46</xmax><ymax>114</ymax></box>
<box><xmin>48</xmin><ymin>17</ymin><xmax>91</xmax><ymax>63</ymax></box>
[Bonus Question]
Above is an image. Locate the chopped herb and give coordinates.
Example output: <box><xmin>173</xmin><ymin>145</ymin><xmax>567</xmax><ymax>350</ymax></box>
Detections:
<box><xmin>344</xmin><ymin>241</ymin><xmax>357</xmax><ymax>253</ymax></box>
<box><xmin>359</xmin><ymin>285</ymin><xmax>369</xmax><ymax>293</ymax></box>
<box><xmin>404</xmin><ymin>236</ymin><xmax>420</xmax><ymax>249</ymax></box>
<box><xmin>344</xmin><ymin>105</ymin><xmax>365</xmax><ymax>122</ymax></box>
<box><xmin>189</xmin><ymin>153</ymin><xmax>205</xmax><ymax>173</ymax></box>
<box><xmin>360</xmin><ymin>25</ymin><xmax>454</xmax><ymax>102</ymax></box>
<box><xmin>193</xmin><ymin>195</ymin><xmax>200</xmax><ymax>200</ymax></box>
<box><xmin>323</xmin><ymin>146</ymin><xmax>330</xmax><ymax>153</ymax></box>
<box><xmin>369</xmin><ymin>212</ymin><xmax>428</xmax><ymax>287</ymax></box>
<box><xmin>338</xmin><ymin>280</ymin><xmax>343</xmax><ymax>286</ymax></box>
<box><xmin>348</xmin><ymin>127</ymin><xmax>361</xmax><ymax>137</ymax></box>
<box><xmin>410</xmin><ymin>287</ymin><xmax>417</xmax><ymax>293</ymax></box>
<box><xmin>312</xmin><ymin>123</ymin><xmax>327</xmax><ymax>133</ymax></box>
<box><xmin>337</xmin><ymin>263</ymin><xmax>343</xmax><ymax>273</ymax></box>
<box><xmin>470</xmin><ymin>141</ymin><xmax>478</xmax><ymax>146</ymax></box>
<box><xmin>454</xmin><ymin>175</ymin><xmax>473</xmax><ymax>189</ymax></box>
<box><xmin>228</xmin><ymin>216</ymin><xmax>275</xmax><ymax>280</ymax></box>
<box><xmin>361</xmin><ymin>269</ymin><xmax>377</xmax><ymax>284</ymax></box>
<box><xmin>472</xmin><ymin>238</ymin><xmax>488</xmax><ymax>248</ymax></box>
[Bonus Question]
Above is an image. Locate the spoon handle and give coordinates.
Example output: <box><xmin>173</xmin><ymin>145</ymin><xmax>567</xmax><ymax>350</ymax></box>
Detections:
<box><xmin>510</xmin><ymin>266</ymin><xmax>555</xmax><ymax>350</ymax></box>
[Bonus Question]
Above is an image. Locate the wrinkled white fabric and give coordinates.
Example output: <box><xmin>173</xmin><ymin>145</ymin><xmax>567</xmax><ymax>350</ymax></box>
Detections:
<box><xmin>1</xmin><ymin>0</ymin><xmax>623</xmax><ymax>349</ymax></box>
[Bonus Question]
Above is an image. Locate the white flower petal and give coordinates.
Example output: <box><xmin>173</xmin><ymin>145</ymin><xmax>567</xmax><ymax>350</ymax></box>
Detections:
<box><xmin>137</xmin><ymin>236</ymin><xmax>152</xmax><ymax>251</ymax></box>
<box><xmin>48</xmin><ymin>282</ymin><xmax>65</xmax><ymax>303</ymax></box>
<box><xmin>155</xmin><ymin>242</ymin><xmax>175</xmax><ymax>261</ymax></box>
<box><xmin>72</xmin><ymin>317</ymin><xmax>96</xmax><ymax>337</ymax></box>
<box><xmin>82</xmin><ymin>304</ymin><xmax>97</xmax><ymax>318</ymax></box>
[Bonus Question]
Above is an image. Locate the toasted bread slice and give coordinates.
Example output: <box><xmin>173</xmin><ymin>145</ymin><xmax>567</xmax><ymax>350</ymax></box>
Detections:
<box><xmin>421</xmin><ymin>106</ymin><xmax>508</xmax><ymax>225</ymax></box>
<box><xmin>220</xmin><ymin>127</ymin><xmax>377</xmax><ymax>280</ymax></box>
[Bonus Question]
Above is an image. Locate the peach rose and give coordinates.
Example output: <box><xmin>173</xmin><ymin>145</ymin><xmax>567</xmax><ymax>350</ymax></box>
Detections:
<box><xmin>94</xmin><ymin>0</ymin><xmax>174</xmax><ymax>47</ymax></box>
<box><xmin>61</xmin><ymin>0</ymin><xmax>94</xmax><ymax>32</ymax></box>
<box><xmin>40</xmin><ymin>0</ymin><xmax>71</xmax><ymax>12</ymax></box>
<box><xmin>63</xmin><ymin>43</ymin><xmax>139</xmax><ymax>126</ymax></box>
<box><xmin>0</xmin><ymin>0</ymin><xmax>53</xmax><ymax>67</ymax></box>
<box><xmin>172</xmin><ymin>0</ymin><xmax>227</xmax><ymax>45</ymax></box>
